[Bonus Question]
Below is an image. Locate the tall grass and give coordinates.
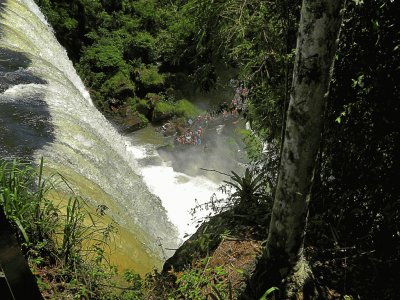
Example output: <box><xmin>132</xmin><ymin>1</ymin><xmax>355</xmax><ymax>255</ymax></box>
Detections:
<box><xmin>0</xmin><ymin>158</ymin><xmax>118</xmax><ymax>298</ymax></box>
<box><xmin>0</xmin><ymin>158</ymin><xmax>58</xmax><ymax>247</ymax></box>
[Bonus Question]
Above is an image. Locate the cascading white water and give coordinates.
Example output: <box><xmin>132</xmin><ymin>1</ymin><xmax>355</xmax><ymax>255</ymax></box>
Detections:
<box><xmin>0</xmin><ymin>0</ymin><xmax>179</xmax><ymax>270</ymax></box>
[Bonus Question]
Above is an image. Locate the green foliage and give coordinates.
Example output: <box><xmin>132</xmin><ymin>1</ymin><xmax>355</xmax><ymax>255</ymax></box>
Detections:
<box><xmin>237</xmin><ymin>129</ymin><xmax>263</xmax><ymax>160</ymax></box>
<box><xmin>136</xmin><ymin>64</ymin><xmax>165</xmax><ymax>87</ymax></box>
<box><xmin>245</xmin><ymin>84</ymin><xmax>284</xmax><ymax>142</ymax></box>
<box><xmin>173</xmin><ymin>0</ymin><xmax>300</xmax><ymax>139</ymax></box>
<box><xmin>188</xmin><ymin>167</ymin><xmax>274</xmax><ymax>247</ymax></box>
<box><xmin>132</xmin><ymin>98</ymin><xmax>151</xmax><ymax>116</ymax></box>
<box><xmin>137</xmin><ymin>113</ymin><xmax>150</xmax><ymax>128</ymax></box>
<box><xmin>175</xmin><ymin>99</ymin><xmax>202</xmax><ymax>119</ymax></box>
<box><xmin>153</xmin><ymin>100</ymin><xmax>175</xmax><ymax>121</ymax></box>
<box><xmin>223</xmin><ymin>168</ymin><xmax>267</xmax><ymax>213</ymax></box>
<box><xmin>81</xmin><ymin>43</ymin><xmax>125</xmax><ymax>71</ymax></box>
<box><xmin>119</xmin><ymin>270</ymin><xmax>144</xmax><ymax>299</ymax></box>
<box><xmin>0</xmin><ymin>158</ymin><xmax>57</xmax><ymax>246</ymax></box>
<box><xmin>152</xmin><ymin>98</ymin><xmax>202</xmax><ymax>122</ymax></box>
<box><xmin>172</xmin><ymin>260</ymin><xmax>230</xmax><ymax>300</ymax></box>
<box><xmin>0</xmin><ymin>158</ymin><xmax>121</xmax><ymax>299</ymax></box>
<box><xmin>131</xmin><ymin>31</ymin><xmax>157</xmax><ymax>61</ymax></box>
<box><xmin>259</xmin><ymin>286</ymin><xmax>279</xmax><ymax>300</ymax></box>
<box><xmin>35</xmin><ymin>0</ymin><xmax>181</xmax><ymax>113</ymax></box>
<box><xmin>154</xmin><ymin>11</ymin><xmax>194</xmax><ymax>65</ymax></box>
<box><xmin>100</xmin><ymin>71</ymin><xmax>135</xmax><ymax>99</ymax></box>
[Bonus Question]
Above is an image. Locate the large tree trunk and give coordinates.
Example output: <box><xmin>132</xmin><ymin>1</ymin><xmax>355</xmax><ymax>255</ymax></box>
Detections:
<box><xmin>242</xmin><ymin>1</ymin><xmax>345</xmax><ymax>299</ymax></box>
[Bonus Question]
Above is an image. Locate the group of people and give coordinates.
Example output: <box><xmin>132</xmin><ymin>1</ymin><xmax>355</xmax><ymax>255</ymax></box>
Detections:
<box><xmin>175</xmin><ymin>126</ymin><xmax>204</xmax><ymax>145</ymax></box>
<box><xmin>231</xmin><ymin>84</ymin><xmax>249</xmax><ymax>115</ymax></box>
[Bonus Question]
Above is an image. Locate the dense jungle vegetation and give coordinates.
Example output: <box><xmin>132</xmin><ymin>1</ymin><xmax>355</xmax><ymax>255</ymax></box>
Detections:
<box><xmin>1</xmin><ymin>0</ymin><xmax>398</xmax><ymax>299</ymax></box>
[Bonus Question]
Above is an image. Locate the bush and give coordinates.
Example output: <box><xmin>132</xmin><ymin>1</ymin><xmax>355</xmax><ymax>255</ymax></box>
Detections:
<box><xmin>132</xmin><ymin>98</ymin><xmax>151</xmax><ymax>116</ymax></box>
<box><xmin>100</xmin><ymin>71</ymin><xmax>136</xmax><ymax>99</ymax></box>
<box><xmin>131</xmin><ymin>31</ymin><xmax>157</xmax><ymax>61</ymax></box>
<box><xmin>136</xmin><ymin>64</ymin><xmax>165</xmax><ymax>87</ymax></box>
<box><xmin>237</xmin><ymin>129</ymin><xmax>263</xmax><ymax>161</ymax></box>
<box><xmin>168</xmin><ymin>259</ymin><xmax>231</xmax><ymax>300</ymax></box>
<box><xmin>175</xmin><ymin>99</ymin><xmax>202</xmax><ymax>119</ymax></box>
<box><xmin>152</xmin><ymin>101</ymin><xmax>175</xmax><ymax>121</ymax></box>
<box><xmin>81</xmin><ymin>43</ymin><xmax>126</xmax><ymax>71</ymax></box>
<box><xmin>136</xmin><ymin>112</ymin><xmax>150</xmax><ymax>128</ymax></box>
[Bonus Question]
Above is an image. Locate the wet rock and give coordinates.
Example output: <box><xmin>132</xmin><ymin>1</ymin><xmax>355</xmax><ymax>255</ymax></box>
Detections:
<box><xmin>109</xmin><ymin>105</ymin><xmax>149</xmax><ymax>133</ymax></box>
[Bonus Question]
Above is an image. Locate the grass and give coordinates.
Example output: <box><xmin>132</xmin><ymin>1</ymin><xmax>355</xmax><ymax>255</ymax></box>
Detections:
<box><xmin>0</xmin><ymin>158</ymin><xmax>57</xmax><ymax>247</ymax></box>
<box><xmin>0</xmin><ymin>158</ymin><xmax>134</xmax><ymax>299</ymax></box>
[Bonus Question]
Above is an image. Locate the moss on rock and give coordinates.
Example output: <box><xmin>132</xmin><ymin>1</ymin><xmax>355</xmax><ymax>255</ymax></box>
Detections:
<box><xmin>152</xmin><ymin>101</ymin><xmax>175</xmax><ymax>122</ymax></box>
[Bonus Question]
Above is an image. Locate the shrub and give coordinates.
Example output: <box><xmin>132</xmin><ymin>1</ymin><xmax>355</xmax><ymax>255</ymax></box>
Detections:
<box><xmin>236</xmin><ymin>129</ymin><xmax>263</xmax><ymax>161</ymax></box>
<box><xmin>172</xmin><ymin>259</ymin><xmax>231</xmax><ymax>300</ymax></box>
<box><xmin>175</xmin><ymin>99</ymin><xmax>202</xmax><ymax>119</ymax></box>
<box><xmin>82</xmin><ymin>43</ymin><xmax>125</xmax><ymax>71</ymax></box>
<box><xmin>152</xmin><ymin>101</ymin><xmax>175</xmax><ymax>121</ymax></box>
<box><xmin>100</xmin><ymin>71</ymin><xmax>136</xmax><ymax>99</ymax></box>
<box><xmin>131</xmin><ymin>31</ymin><xmax>157</xmax><ymax>61</ymax></box>
<box><xmin>137</xmin><ymin>64</ymin><xmax>165</xmax><ymax>87</ymax></box>
<box><xmin>131</xmin><ymin>97</ymin><xmax>151</xmax><ymax>115</ymax></box>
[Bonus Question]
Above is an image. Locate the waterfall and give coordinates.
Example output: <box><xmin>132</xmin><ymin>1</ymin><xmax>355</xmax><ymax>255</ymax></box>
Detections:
<box><xmin>0</xmin><ymin>0</ymin><xmax>179</xmax><ymax>271</ymax></box>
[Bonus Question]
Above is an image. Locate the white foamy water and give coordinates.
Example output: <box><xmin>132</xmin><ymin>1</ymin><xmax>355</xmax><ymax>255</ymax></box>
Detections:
<box><xmin>141</xmin><ymin>166</ymin><xmax>218</xmax><ymax>240</ymax></box>
<box><xmin>126</xmin><ymin>142</ymin><xmax>220</xmax><ymax>241</ymax></box>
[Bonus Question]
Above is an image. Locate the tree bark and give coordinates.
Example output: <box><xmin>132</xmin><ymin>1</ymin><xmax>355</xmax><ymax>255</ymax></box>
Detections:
<box><xmin>241</xmin><ymin>1</ymin><xmax>345</xmax><ymax>298</ymax></box>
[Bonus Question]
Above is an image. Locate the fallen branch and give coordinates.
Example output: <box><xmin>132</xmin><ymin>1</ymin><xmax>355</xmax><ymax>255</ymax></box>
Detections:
<box><xmin>200</xmin><ymin>168</ymin><xmax>230</xmax><ymax>177</ymax></box>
